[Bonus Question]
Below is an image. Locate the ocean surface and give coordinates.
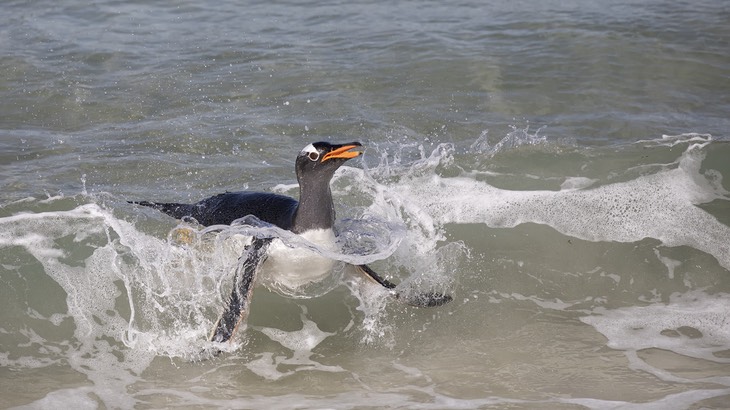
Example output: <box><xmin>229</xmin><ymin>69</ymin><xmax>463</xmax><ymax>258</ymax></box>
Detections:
<box><xmin>1</xmin><ymin>0</ymin><xmax>729</xmax><ymax>408</ymax></box>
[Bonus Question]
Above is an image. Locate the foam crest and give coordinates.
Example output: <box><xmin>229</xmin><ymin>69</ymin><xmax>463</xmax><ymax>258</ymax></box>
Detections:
<box><xmin>392</xmin><ymin>137</ymin><xmax>730</xmax><ymax>271</ymax></box>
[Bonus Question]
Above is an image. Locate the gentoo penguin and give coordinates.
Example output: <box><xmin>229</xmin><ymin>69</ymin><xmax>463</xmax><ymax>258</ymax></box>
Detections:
<box><xmin>131</xmin><ymin>141</ymin><xmax>451</xmax><ymax>345</ymax></box>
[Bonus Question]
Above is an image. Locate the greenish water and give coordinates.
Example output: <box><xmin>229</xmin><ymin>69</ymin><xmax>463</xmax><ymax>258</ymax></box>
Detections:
<box><xmin>1</xmin><ymin>1</ymin><xmax>729</xmax><ymax>408</ymax></box>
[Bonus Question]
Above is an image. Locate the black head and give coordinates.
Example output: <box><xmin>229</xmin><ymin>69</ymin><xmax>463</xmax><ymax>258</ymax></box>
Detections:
<box><xmin>291</xmin><ymin>141</ymin><xmax>363</xmax><ymax>232</ymax></box>
<box><xmin>295</xmin><ymin>141</ymin><xmax>363</xmax><ymax>185</ymax></box>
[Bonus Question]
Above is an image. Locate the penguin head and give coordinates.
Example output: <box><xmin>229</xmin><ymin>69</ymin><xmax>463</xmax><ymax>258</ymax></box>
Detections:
<box><xmin>295</xmin><ymin>141</ymin><xmax>363</xmax><ymax>184</ymax></box>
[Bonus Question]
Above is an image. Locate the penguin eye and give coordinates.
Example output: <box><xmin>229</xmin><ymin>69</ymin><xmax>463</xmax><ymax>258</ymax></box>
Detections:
<box><xmin>307</xmin><ymin>151</ymin><xmax>320</xmax><ymax>162</ymax></box>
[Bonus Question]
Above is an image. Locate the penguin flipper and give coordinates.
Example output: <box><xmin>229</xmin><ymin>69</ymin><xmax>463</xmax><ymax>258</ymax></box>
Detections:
<box><xmin>209</xmin><ymin>237</ymin><xmax>271</xmax><ymax>347</ymax></box>
<box><xmin>354</xmin><ymin>264</ymin><xmax>453</xmax><ymax>308</ymax></box>
<box><xmin>355</xmin><ymin>264</ymin><xmax>397</xmax><ymax>289</ymax></box>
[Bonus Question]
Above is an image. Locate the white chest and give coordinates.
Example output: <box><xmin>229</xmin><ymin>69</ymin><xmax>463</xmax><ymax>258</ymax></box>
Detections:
<box><xmin>260</xmin><ymin>228</ymin><xmax>337</xmax><ymax>291</ymax></box>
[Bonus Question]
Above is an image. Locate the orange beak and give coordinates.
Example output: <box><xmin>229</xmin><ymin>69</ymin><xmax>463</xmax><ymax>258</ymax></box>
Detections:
<box><xmin>321</xmin><ymin>143</ymin><xmax>363</xmax><ymax>162</ymax></box>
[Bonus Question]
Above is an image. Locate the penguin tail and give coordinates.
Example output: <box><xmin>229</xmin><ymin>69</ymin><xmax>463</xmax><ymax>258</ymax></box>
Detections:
<box><xmin>128</xmin><ymin>200</ymin><xmax>195</xmax><ymax>220</ymax></box>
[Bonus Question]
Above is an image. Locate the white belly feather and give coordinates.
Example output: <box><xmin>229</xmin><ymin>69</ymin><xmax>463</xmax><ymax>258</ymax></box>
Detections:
<box><xmin>260</xmin><ymin>228</ymin><xmax>337</xmax><ymax>290</ymax></box>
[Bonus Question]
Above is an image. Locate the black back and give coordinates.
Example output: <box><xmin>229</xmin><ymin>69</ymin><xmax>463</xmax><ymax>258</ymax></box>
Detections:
<box><xmin>139</xmin><ymin>191</ymin><xmax>299</xmax><ymax>229</ymax></box>
<box><xmin>195</xmin><ymin>191</ymin><xmax>298</xmax><ymax>228</ymax></box>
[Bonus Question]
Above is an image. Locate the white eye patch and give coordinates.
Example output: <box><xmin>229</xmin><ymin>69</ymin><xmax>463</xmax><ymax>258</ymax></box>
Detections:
<box><xmin>301</xmin><ymin>143</ymin><xmax>320</xmax><ymax>161</ymax></box>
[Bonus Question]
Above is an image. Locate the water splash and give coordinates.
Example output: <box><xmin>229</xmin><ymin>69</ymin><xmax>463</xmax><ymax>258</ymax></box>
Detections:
<box><xmin>0</xmin><ymin>203</ymin><xmax>156</xmax><ymax>407</ymax></box>
<box><xmin>470</xmin><ymin>125</ymin><xmax>550</xmax><ymax>156</ymax></box>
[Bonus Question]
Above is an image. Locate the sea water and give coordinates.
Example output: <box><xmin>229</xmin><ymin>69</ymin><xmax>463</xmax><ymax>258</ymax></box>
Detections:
<box><xmin>1</xmin><ymin>0</ymin><xmax>729</xmax><ymax>408</ymax></box>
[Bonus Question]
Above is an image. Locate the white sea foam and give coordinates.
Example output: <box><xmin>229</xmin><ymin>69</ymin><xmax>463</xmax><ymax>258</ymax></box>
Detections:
<box><xmin>0</xmin><ymin>203</ymin><xmax>155</xmax><ymax>408</ymax></box>
<box><xmin>0</xmin><ymin>193</ymin><xmax>412</xmax><ymax>369</ymax></box>
<box><xmin>15</xmin><ymin>387</ymin><xmax>100</xmax><ymax>409</ymax></box>
<box><xmin>2</xmin><ymin>133</ymin><xmax>728</xmax><ymax>409</ymax></box>
<box><xmin>560</xmin><ymin>176</ymin><xmax>597</xmax><ymax>190</ymax></box>
<box><xmin>347</xmin><ymin>134</ymin><xmax>730</xmax><ymax>398</ymax></box>
<box><xmin>580</xmin><ymin>289</ymin><xmax>730</xmax><ymax>394</ymax></box>
<box><xmin>246</xmin><ymin>308</ymin><xmax>344</xmax><ymax>380</ymax></box>
<box><xmin>581</xmin><ymin>290</ymin><xmax>730</xmax><ymax>365</ymax></box>
<box><xmin>559</xmin><ymin>388</ymin><xmax>730</xmax><ymax>410</ymax></box>
<box><xmin>388</xmin><ymin>135</ymin><xmax>729</xmax><ymax>271</ymax></box>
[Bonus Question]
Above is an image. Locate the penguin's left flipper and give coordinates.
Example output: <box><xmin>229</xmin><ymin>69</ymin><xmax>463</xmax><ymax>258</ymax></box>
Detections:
<box><xmin>208</xmin><ymin>237</ymin><xmax>271</xmax><ymax>351</ymax></box>
<box><xmin>354</xmin><ymin>264</ymin><xmax>453</xmax><ymax>308</ymax></box>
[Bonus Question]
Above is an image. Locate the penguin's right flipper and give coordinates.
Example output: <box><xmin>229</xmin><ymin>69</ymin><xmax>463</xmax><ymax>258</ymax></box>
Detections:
<box><xmin>354</xmin><ymin>264</ymin><xmax>453</xmax><ymax>308</ymax></box>
<box><xmin>209</xmin><ymin>237</ymin><xmax>271</xmax><ymax>348</ymax></box>
<box><xmin>355</xmin><ymin>264</ymin><xmax>397</xmax><ymax>289</ymax></box>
